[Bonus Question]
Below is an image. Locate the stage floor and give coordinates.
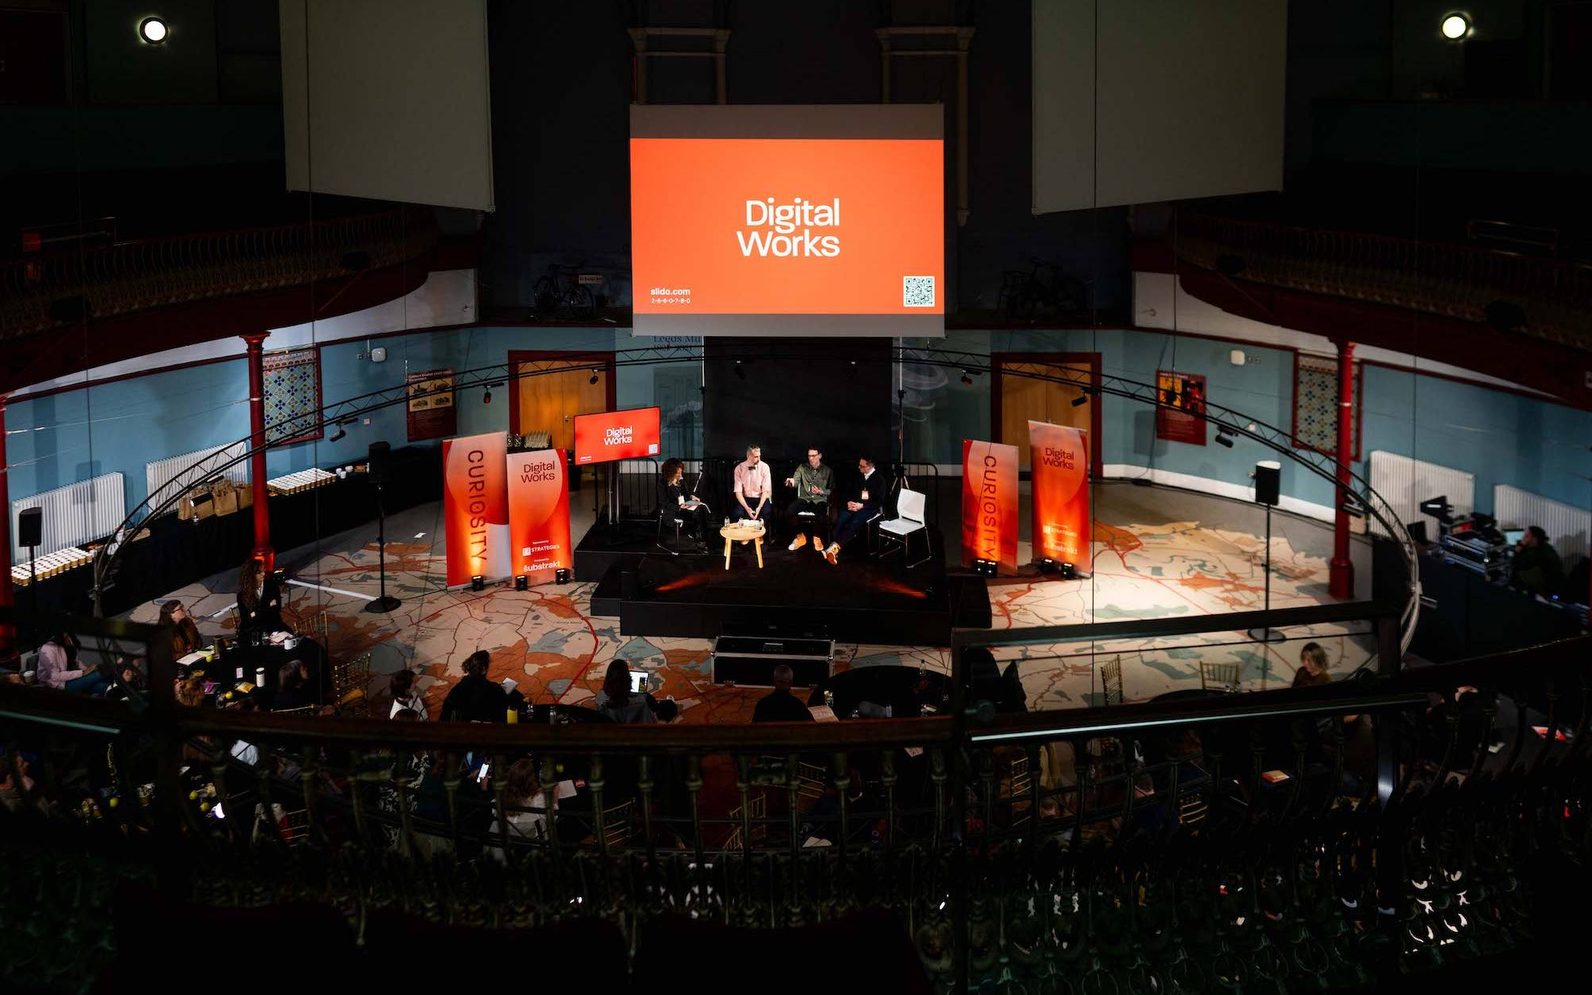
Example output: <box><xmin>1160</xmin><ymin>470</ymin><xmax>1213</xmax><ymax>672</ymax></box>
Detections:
<box><xmin>592</xmin><ymin>532</ymin><xmax>981</xmax><ymax>645</ymax></box>
<box><xmin>125</xmin><ymin>481</ymin><xmax>1377</xmax><ymax>723</ymax></box>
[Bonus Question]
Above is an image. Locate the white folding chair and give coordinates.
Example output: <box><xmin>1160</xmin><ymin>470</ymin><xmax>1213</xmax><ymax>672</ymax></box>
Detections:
<box><xmin>876</xmin><ymin>488</ymin><xmax>932</xmax><ymax>568</ymax></box>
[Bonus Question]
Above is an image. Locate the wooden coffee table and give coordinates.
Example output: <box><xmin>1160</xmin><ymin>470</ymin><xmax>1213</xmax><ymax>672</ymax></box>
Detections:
<box><xmin>719</xmin><ymin>520</ymin><xmax>765</xmax><ymax>570</ymax></box>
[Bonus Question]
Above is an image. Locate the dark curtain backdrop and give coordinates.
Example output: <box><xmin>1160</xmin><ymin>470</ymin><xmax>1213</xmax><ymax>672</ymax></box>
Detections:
<box><xmin>703</xmin><ymin>338</ymin><xmax>893</xmax><ymax>471</ymax></box>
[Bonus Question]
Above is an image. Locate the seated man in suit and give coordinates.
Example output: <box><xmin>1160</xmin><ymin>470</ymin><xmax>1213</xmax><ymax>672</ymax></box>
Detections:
<box><xmin>823</xmin><ymin>456</ymin><xmax>883</xmax><ymax>565</ymax></box>
<box><xmin>783</xmin><ymin>446</ymin><xmax>834</xmax><ymax>553</ymax></box>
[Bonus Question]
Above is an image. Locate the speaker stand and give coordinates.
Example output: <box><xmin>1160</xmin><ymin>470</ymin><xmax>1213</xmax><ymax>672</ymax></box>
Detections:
<box><xmin>26</xmin><ymin>543</ymin><xmax>39</xmax><ymax>651</ymax></box>
<box><xmin>1248</xmin><ymin>502</ymin><xmax>1285</xmax><ymax>643</ymax></box>
<box><xmin>365</xmin><ymin>481</ymin><xmax>402</xmax><ymax>614</ymax></box>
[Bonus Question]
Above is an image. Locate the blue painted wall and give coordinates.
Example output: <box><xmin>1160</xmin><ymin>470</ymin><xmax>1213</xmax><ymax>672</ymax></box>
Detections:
<box><xmin>8</xmin><ymin>325</ymin><xmax>1589</xmax><ymax>532</ymax></box>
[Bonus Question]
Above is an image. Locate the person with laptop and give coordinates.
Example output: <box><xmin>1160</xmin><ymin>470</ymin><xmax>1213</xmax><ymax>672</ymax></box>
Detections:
<box><xmin>783</xmin><ymin>446</ymin><xmax>834</xmax><ymax>553</ymax></box>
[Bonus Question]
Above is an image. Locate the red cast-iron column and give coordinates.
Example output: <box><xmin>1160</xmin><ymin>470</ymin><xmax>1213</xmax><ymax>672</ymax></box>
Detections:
<box><xmin>0</xmin><ymin>395</ymin><xmax>14</xmax><ymax>664</ymax></box>
<box><xmin>1329</xmin><ymin>338</ymin><xmax>1356</xmax><ymax>599</ymax></box>
<box><xmin>243</xmin><ymin>334</ymin><xmax>274</xmax><ymax>570</ymax></box>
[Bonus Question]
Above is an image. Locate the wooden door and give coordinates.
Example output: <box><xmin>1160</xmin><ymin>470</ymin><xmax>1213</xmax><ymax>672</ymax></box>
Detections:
<box><xmin>993</xmin><ymin>354</ymin><xmax>1101</xmax><ymax>471</ymax></box>
<box><xmin>509</xmin><ymin>353</ymin><xmax>614</xmax><ymax>452</ymax></box>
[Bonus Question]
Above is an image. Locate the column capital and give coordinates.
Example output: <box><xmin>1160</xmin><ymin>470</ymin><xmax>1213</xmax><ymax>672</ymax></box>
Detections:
<box><xmin>241</xmin><ymin>332</ymin><xmax>270</xmax><ymax>349</ymax></box>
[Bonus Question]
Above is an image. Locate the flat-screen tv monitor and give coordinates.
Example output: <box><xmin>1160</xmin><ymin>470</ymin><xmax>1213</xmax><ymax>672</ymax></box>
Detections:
<box><xmin>573</xmin><ymin>407</ymin><xmax>661</xmax><ymax>465</ymax></box>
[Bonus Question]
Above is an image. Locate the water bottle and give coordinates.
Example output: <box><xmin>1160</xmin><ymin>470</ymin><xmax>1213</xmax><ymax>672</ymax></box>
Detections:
<box><xmin>255</xmin><ymin>666</ymin><xmax>266</xmax><ymax>687</ymax></box>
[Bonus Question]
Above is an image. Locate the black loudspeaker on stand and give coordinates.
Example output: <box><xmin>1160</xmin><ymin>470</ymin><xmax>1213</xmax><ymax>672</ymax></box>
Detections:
<box><xmin>18</xmin><ymin>507</ymin><xmax>42</xmax><ymax>646</ymax></box>
<box><xmin>1248</xmin><ymin>460</ymin><xmax>1285</xmax><ymax>643</ymax></box>
<box><xmin>365</xmin><ymin>442</ymin><xmax>401</xmax><ymax>614</ymax></box>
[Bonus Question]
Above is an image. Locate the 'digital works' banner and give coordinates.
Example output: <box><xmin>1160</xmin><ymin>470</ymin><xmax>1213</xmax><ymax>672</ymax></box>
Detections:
<box><xmin>506</xmin><ymin>449</ymin><xmax>572</xmax><ymax>576</ymax></box>
<box><xmin>961</xmin><ymin>439</ymin><xmax>1019</xmax><ymax>572</ymax></box>
<box><xmin>442</xmin><ymin>432</ymin><xmax>510</xmax><ymax>586</ymax></box>
<box><xmin>1029</xmin><ymin>421</ymin><xmax>1092</xmax><ymax>567</ymax></box>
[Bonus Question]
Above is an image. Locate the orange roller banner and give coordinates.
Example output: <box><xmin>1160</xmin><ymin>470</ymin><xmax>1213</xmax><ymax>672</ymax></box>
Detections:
<box><xmin>1029</xmin><ymin>421</ymin><xmax>1093</xmax><ymax>568</ymax></box>
<box><xmin>442</xmin><ymin>432</ymin><xmax>510</xmax><ymax>586</ymax></box>
<box><xmin>961</xmin><ymin>439</ymin><xmax>1019</xmax><ymax>572</ymax></box>
<box><xmin>506</xmin><ymin>449</ymin><xmax>573</xmax><ymax>576</ymax></box>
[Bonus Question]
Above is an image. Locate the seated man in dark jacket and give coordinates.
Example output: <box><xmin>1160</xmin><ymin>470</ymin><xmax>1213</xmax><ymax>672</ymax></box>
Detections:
<box><xmin>823</xmin><ymin>457</ymin><xmax>884</xmax><ymax>565</ymax></box>
<box><xmin>1510</xmin><ymin>526</ymin><xmax>1564</xmax><ymax>597</ymax></box>
<box><xmin>752</xmin><ymin>665</ymin><xmax>815</xmax><ymax>723</ymax></box>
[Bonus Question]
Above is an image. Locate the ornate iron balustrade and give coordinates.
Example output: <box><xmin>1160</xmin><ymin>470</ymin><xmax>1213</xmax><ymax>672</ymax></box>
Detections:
<box><xmin>2</xmin><ymin>607</ymin><xmax>1589</xmax><ymax>992</ymax></box>
<box><xmin>0</xmin><ymin>208</ymin><xmax>438</xmax><ymax>338</ymax></box>
<box><xmin>1175</xmin><ymin>212</ymin><xmax>1592</xmax><ymax>352</ymax></box>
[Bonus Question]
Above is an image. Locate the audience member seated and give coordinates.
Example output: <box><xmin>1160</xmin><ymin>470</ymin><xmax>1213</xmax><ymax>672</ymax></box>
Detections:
<box><xmin>387</xmin><ymin>668</ymin><xmax>428</xmax><ymax>720</ymax></box>
<box><xmin>783</xmin><ymin>446</ymin><xmax>834</xmax><ymax>553</ymax></box>
<box><xmin>1292</xmin><ymin>642</ymin><xmax>1332</xmax><ymax>688</ymax></box>
<box><xmin>1510</xmin><ymin>526</ymin><xmax>1564</xmax><ymax>598</ymax></box>
<box><xmin>275</xmin><ymin>660</ymin><xmax>316</xmax><ymax>710</ymax></box>
<box><xmin>236</xmin><ymin>558</ymin><xmax>287</xmax><ymax>639</ymax></box>
<box><xmin>490</xmin><ymin>758</ymin><xmax>552</xmax><ymax>858</ymax></box>
<box><xmin>823</xmin><ymin>456</ymin><xmax>883</xmax><ymax>565</ymax></box>
<box><xmin>439</xmin><ymin>650</ymin><xmax>508</xmax><ymax>723</ymax></box>
<box><xmin>657</xmin><ymin>458</ymin><xmax>710</xmax><ymax>541</ymax></box>
<box><xmin>36</xmin><ymin>630</ymin><xmax>110</xmax><ymax>695</ymax></box>
<box><xmin>593</xmin><ymin>659</ymin><xmax>656</xmax><ymax>723</ymax></box>
<box><xmin>753</xmin><ymin>664</ymin><xmax>816</xmax><ymax>723</ymax></box>
<box><xmin>104</xmin><ymin>658</ymin><xmax>145</xmax><ymax>704</ymax></box>
<box><xmin>159</xmin><ymin>599</ymin><xmax>205</xmax><ymax>658</ymax></box>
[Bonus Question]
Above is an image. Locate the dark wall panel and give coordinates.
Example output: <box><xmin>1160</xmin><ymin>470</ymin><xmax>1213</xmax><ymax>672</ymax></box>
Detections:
<box><xmin>703</xmin><ymin>338</ymin><xmax>893</xmax><ymax>469</ymax></box>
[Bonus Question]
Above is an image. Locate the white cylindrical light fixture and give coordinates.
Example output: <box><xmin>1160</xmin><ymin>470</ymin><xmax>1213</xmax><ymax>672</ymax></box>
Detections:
<box><xmin>138</xmin><ymin>16</ymin><xmax>169</xmax><ymax>44</ymax></box>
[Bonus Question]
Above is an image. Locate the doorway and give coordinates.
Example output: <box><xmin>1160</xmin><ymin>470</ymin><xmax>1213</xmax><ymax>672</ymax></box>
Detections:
<box><xmin>991</xmin><ymin>352</ymin><xmax>1102</xmax><ymax>473</ymax></box>
<box><xmin>507</xmin><ymin>351</ymin><xmax>616</xmax><ymax>452</ymax></box>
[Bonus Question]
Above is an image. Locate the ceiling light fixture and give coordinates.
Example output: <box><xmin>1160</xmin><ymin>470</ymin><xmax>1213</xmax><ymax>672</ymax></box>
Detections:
<box><xmin>138</xmin><ymin>16</ymin><xmax>168</xmax><ymax>44</ymax></box>
<box><xmin>1441</xmin><ymin>12</ymin><xmax>1470</xmax><ymax>40</ymax></box>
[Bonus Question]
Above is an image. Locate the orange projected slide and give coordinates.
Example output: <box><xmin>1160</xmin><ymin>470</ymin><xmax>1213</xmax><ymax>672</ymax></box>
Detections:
<box><xmin>573</xmin><ymin>407</ymin><xmax>661</xmax><ymax>465</ymax></box>
<box><xmin>631</xmin><ymin>138</ymin><xmax>943</xmax><ymax>316</ymax></box>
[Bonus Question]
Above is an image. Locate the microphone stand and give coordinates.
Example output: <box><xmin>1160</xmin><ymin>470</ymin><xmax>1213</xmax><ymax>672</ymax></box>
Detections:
<box><xmin>365</xmin><ymin>480</ymin><xmax>401</xmax><ymax>613</ymax></box>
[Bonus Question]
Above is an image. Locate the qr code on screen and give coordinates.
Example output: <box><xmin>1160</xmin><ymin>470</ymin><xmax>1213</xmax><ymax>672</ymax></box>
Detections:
<box><xmin>903</xmin><ymin>275</ymin><xmax>936</xmax><ymax>308</ymax></box>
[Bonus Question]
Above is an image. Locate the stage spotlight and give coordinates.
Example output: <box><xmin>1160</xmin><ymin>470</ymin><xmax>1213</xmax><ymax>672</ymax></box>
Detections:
<box><xmin>470</xmin><ymin>575</ymin><xmax>485</xmax><ymax>591</ymax></box>
<box><xmin>961</xmin><ymin>370</ymin><xmax>973</xmax><ymax>386</ymax></box>
<box><xmin>588</xmin><ymin>369</ymin><xmax>600</xmax><ymax>385</ymax></box>
<box><xmin>514</xmin><ymin>574</ymin><xmax>529</xmax><ymax>591</ymax></box>
<box><xmin>1214</xmin><ymin>426</ymin><xmax>1234</xmax><ymax>448</ymax></box>
<box><xmin>329</xmin><ymin>427</ymin><xmax>347</xmax><ymax>443</ymax></box>
<box><xmin>1059</xmin><ymin>562</ymin><xmax>1078</xmax><ymax>580</ymax></box>
<box><xmin>1441</xmin><ymin>12</ymin><xmax>1470</xmax><ymax>39</ymax></box>
<box><xmin>973</xmin><ymin>557</ymin><xmax>998</xmax><ymax>577</ymax></box>
<box><xmin>1071</xmin><ymin>392</ymin><xmax>1090</xmax><ymax>407</ymax></box>
<box><xmin>138</xmin><ymin>16</ymin><xmax>168</xmax><ymax>44</ymax></box>
<box><xmin>555</xmin><ymin>568</ymin><xmax>572</xmax><ymax>585</ymax></box>
<box><xmin>1038</xmin><ymin>558</ymin><xmax>1058</xmax><ymax>574</ymax></box>
<box><xmin>482</xmin><ymin>386</ymin><xmax>493</xmax><ymax>405</ymax></box>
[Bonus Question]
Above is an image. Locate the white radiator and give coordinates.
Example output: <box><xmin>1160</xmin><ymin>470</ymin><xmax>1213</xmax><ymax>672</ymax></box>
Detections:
<box><xmin>145</xmin><ymin>442</ymin><xmax>249</xmax><ymax>518</ymax></box>
<box><xmin>10</xmin><ymin>473</ymin><xmax>126</xmax><ymax>562</ymax></box>
<box><xmin>1494</xmin><ymin>485</ymin><xmax>1590</xmax><ymax>567</ymax></box>
<box><xmin>1368</xmin><ymin>451</ymin><xmax>1475</xmax><ymax>541</ymax></box>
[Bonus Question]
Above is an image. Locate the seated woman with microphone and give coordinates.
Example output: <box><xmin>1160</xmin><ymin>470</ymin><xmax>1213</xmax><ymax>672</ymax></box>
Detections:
<box><xmin>657</xmin><ymin>458</ymin><xmax>710</xmax><ymax>540</ymax></box>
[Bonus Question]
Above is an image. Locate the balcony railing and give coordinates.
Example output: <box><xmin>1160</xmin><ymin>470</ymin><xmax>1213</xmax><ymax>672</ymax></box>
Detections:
<box><xmin>1174</xmin><ymin>212</ymin><xmax>1592</xmax><ymax>352</ymax></box>
<box><xmin>2</xmin><ymin>606</ymin><xmax>1589</xmax><ymax>991</ymax></box>
<box><xmin>0</xmin><ymin>208</ymin><xmax>438</xmax><ymax>338</ymax></box>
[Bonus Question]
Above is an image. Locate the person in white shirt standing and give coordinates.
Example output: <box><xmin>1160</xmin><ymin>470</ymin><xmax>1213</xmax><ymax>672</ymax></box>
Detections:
<box><xmin>731</xmin><ymin>444</ymin><xmax>773</xmax><ymax>526</ymax></box>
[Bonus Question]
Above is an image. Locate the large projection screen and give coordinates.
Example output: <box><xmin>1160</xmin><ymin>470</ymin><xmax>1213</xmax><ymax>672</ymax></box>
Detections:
<box><xmin>280</xmin><ymin>0</ymin><xmax>494</xmax><ymax>211</ymax></box>
<box><xmin>1033</xmin><ymin>0</ymin><xmax>1285</xmax><ymax>213</ymax></box>
<box><xmin>631</xmin><ymin>105</ymin><xmax>945</xmax><ymax>337</ymax></box>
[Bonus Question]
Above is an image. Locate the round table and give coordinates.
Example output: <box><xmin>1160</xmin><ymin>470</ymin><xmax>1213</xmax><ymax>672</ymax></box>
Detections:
<box><xmin>720</xmin><ymin>520</ymin><xmax>766</xmax><ymax>570</ymax></box>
